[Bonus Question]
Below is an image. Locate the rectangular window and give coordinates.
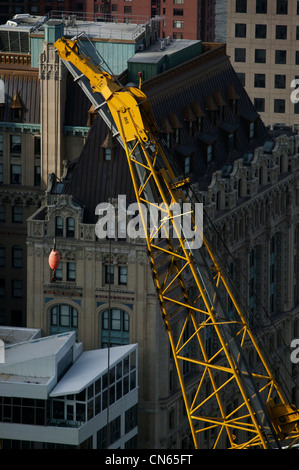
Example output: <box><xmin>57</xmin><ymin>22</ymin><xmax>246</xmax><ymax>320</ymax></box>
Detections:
<box><xmin>0</xmin><ymin>279</ymin><xmax>5</xmax><ymax>297</ymax></box>
<box><xmin>236</xmin><ymin>0</ymin><xmax>247</xmax><ymax>13</ymax></box>
<box><xmin>12</xmin><ymin>246</ymin><xmax>22</xmax><ymax>268</ymax></box>
<box><xmin>274</xmin><ymin>74</ymin><xmax>286</xmax><ymax>88</ymax></box>
<box><xmin>0</xmin><ymin>134</ymin><xmax>3</xmax><ymax>156</ymax></box>
<box><xmin>237</xmin><ymin>72</ymin><xmax>245</xmax><ymax>87</ymax></box>
<box><xmin>10</xmin><ymin>164</ymin><xmax>21</xmax><ymax>184</ymax></box>
<box><xmin>55</xmin><ymin>263</ymin><xmax>62</xmax><ymax>281</ymax></box>
<box><xmin>0</xmin><ymin>205</ymin><xmax>5</xmax><ymax>222</ymax></box>
<box><xmin>274</xmin><ymin>99</ymin><xmax>285</xmax><ymax>113</ymax></box>
<box><xmin>55</xmin><ymin>216</ymin><xmax>63</xmax><ymax>236</ymax></box>
<box><xmin>173</xmin><ymin>20</ymin><xmax>183</xmax><ymax>28</ymax></box>
<box><xmin>296</xmin><ymin>51</ymin><xmax>299</xmax><ymax>65</ymax></box>
<box><xmin>66</xmin><ymin>217</ymin><xmax>75</xmax><ymax>237</ymax></box>
<box><xmin>60</xmin><ymin>304</ymin><xmax>71</xmax><ymax>327</ymax></box>
<box><xmin>34</xmin><ymin>136</ymin><xmax>41</xmax><ymax>156</ymax></box>
<box><xmin>256</xmin><ymin>0</ymin><xmax>267</xmax><ymax>13</ymax></box>
<box><xmin>119</xmin><ymin>265</ymin><xmax>127</xmax><ymax>285</ymax></box>
<box><xmin>235</xmin><ymin>48</ymin><xmax>246</xmax><ymax>62</ymax></box>
<box><xmin>105</xmin><ymin>264</ymin><xmax>114</xmax><ymax>284</ymax></box>
<box><xmin>255</xmin><ymin>24</ymin><xmax>267</xmax><ymax>38</ymax></box>
<box><xmin>0</xmin><ymin>163</ymin><xmax>3</xmax><ymax>183</ymax></box>
<box><xmin>110</xmin><ymin>416</ymin><xmax>121</xmax><ymax>445</ymax></box>
<box><xmin>207</xmin><ymin>145</ymin><xmax>214</xmax><ymax>163</ymax></box>
<box><xmin>255</xmin><ymin>49</ymin><xmax>266</xmax><ymax>63</ymax></box>
<box><xmin>184</xmin><ymin>155</ymin><xmax>191</xmax><ymax>173</ymax></box>
<box><xmin>275</xmin><ymin>50</ymin><xmax>287</xmax><ymax>64</ymax></box>
<box><xmin>235</xmin><ymin>23</ymin><xmax>246</xmax><ymax>38</ymax></box>
<box><xmin>173</xmin><ymin>8</ymin><xmax>183</xmax><ymax>15</ymax></box>
<box><xmin>12</xmin><ymin>206</ymin><xmax>22</xmax><ymax>223</ymax></box>
<box><xmin>111</xmin><ymin>310</ymin><xmax>121</xmax><ymax>331</ymax></box>
<box><xmin>12</xmin><ymin>279</ymin><xmax>22</xmax><ymax>298</ymax></box>
<box><xmin>125</xmin><ymin>404</ymin><xmax>138</xmax><ymax>433</ymax></box>
<box><xmin>103</xmin><ymin>148</ymin><xmax>112</xmax><ymax>161</ymax></box>
<box><xmin>10</xmin><ymin>135</ymin><xmax>21</xmax><ymax>154</ymax></box>
<box><xmin>276</xmin><ymin>0</ymin><xmax>288</xmax><ymax>14</ymax></box>
<box><xmin>254</xmin><ymin>73</ymin><xmax>266</xmax><ymax>88</ymax></box>
<box><xmin>254</xmin><ymin>98</ymin><xmax>265</xmax><ymax>112</ymax></box>
<box><xmin>34</xmin><ymin>165</ymin><xmax>41</xmax><ymax>186</ymax></box>
<box><xmin>67</xmin><ymin>262</ymin><xmax>76</xmax><ymax>282</ymax></box>
<box><xmin>0</xmin><ymin>246</ymin><xmax>4</xmax><ymax>267</ymax></box>
<box><xmin>249</xmin><ymin>122</ymin><xmax>255</xmax><ymax>139</ymax></box>
<box><xmin>276</xmin><ymin>25</ymin><xmax>287</xmax><ymax>39</ymax></box>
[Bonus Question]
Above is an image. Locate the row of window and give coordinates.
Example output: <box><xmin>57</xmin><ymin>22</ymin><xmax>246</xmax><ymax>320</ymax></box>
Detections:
<box><xmin>55</xmin><ymin>216</ymin><xmax>75</xmax><ymax>238</ymax></box>
<box><xmin>0</xmin><ymin>279</ymin><xmax>23</xmax><ymax>299</ymax></box>
<box><xmin>238</xmin><ymin>71</ymin><xmax>294</xmax><ymax>89</ymax></box>
<box><xmin>0</xmin><ymin>245</ymin><xmax>22</xmax><ymax>268</ymax></box>
<box><xmin>235</xmin><ymin>48</ymin><xmax>299</xmax><ymax>66</ymax></box>
<box><xmin>49</xmin><ymin>305</ymin><xmax>130</xmax><ymax>347</ymax></box>
<box><xmin>235</xmin><ymin>23</ymin><xmax>298</xmax><ymax>40</ymax></box>
<box><xmin>0</xmin><ymin>135</ymin><xmax>40</xmax><ymax>156</ymax></box>
<box><xmin>51</xmin><ymin>262</ymin><xmax>128</xmax><ymax>286</ymax></box>
<box><xmin>0</xmin><ymin>163</ymin><xmax>40</xmax><ymax>186</ymax></box>
<box><xmin>0</xmin><ymin>391</ymin><xmax>138</xmax><ymax>437</ymax></box>
<box><xmin>97</xmin><ymin>405</ymin><xmax>138</xmax><ymax>449</ymax></box>
<box><xmin>0</xmin><ymin>205</ymin><xmax>24</xmax><ymax>224</ymax></box>
<box><xmin>236</xmin><ymin>0</ymin><xmax>295</xmax><ymax>15</ymax></box>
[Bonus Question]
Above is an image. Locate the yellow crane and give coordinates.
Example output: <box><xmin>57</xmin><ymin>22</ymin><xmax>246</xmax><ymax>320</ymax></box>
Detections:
<box><xmin>54</xmin><ymin>36</ymin><xmax>299</xmax><ymax>449</ymax></box>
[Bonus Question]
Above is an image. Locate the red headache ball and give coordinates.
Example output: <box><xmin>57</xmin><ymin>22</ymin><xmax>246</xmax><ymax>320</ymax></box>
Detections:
<box><xmin>49</xmin><ymin>249</ymin><xmax>60</xmax><ymax>282</ymax></box>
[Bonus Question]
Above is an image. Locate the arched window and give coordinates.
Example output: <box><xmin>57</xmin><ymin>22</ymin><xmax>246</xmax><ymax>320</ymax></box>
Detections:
<box><xmin>12</xmin><ymin>245</ymin><xmax>22</xmax><ymax>268</ymax></box>
<box><xmin>50</xmin><ymin>304</ymin><xmax>78</xmax><ymax>336</ymax></box>
<box><xmin>101</xmin><ymin>309</ymin><xmax>130</xmax><ymax>348</ymax></box>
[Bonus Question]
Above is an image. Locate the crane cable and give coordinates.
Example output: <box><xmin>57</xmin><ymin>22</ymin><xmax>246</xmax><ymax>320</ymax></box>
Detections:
<box><xmin>106</xmin><ymin>118</ymin><xmax>114</xmax><ymax>448</ymax></box>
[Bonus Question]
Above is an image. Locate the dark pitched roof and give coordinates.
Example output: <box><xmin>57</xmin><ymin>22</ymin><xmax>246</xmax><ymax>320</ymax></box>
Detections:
<box><xmin>63</xmin><ymin>45</ymin><xmax>271</xmax><ymax>222</ymax></box>
<box><xmin>63</xmin><ymin>116</ymin><xmax>135</xmax><ymax>224</ymax></box>
<box><xmin>0</xmin><ymin>71</ymin><xmax>40</xmax><ymax>123</ymax></box>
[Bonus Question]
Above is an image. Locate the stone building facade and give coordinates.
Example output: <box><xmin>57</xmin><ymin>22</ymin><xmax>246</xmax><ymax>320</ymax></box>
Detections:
<box><xmin>24</xmin><ymin>30</ymin><xmax>299</xmax><ymax>448</ymax></box>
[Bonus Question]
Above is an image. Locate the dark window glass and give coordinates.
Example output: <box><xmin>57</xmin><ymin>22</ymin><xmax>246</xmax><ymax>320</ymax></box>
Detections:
<box><xmin>254</xmin><ymin>74</ymin><xmax>265</xmax><ymax>88</ymax></box>
<box><xmin>255</xmin><ymin>24</ymin><xmax>267</xmax><ymax>38</ymax></box>
<box><xmin>235</xmin><ymin>48</ymin><xmax>246</xmax><ymax>62</ymax></box>
<box><xmin>274</xmin><ymin>99</ymin><xmax>285</xmax><ymax>113</ymax></box>
<box><xmin>276</xmin><ymin>0</ymin><xmax>288</xmax><ymax>14</ymax></box>
<box><xmin>276</xmin><ymin>25</ymin><xmax>287</xmax><ymax>39</ymax></box>
<box><xmin>256</xmin><ymin>0</ymin><xmax>267</xmax><ymax>13</ymax></box>
<box><xmin>255</xmin><ymin>49</ymin><xmax>266</xmax><ymax>63</ymax></box>
<box><xmin>236</xmin><ymin>0</ymin><xmax>247</xmax><ymax>12</ymax></box>
<box><xmin>235</xmin><ymin>23</ymin><xmax>246</xmax><ymax>37</ymax></box>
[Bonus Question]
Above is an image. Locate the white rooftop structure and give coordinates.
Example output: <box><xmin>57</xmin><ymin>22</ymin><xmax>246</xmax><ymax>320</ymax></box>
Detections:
<box><xmin>0</xmin><ymin>329</ymin><xmax>138</xmax><ymax>449</ymax></box>
<box><xmin>0</xmin><ymin>325</ymin><xmax>41</xmax><ymax>345</ymax></box>
<box><xmin>50</xmin><ymin>344</ymin><xmax>136</xmax><ymax>397</ymax></box>
<box><xmin>0</xmin><ymin>331</ymin><xmax>80</xmax><ymax>398</ymax></box>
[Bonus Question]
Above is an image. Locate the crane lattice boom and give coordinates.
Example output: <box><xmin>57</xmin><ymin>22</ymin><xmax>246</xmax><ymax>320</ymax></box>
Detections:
<box><xmin>54</xmin><ymin>36</ymin><xmax>299</xmax><ymax>449</ymax></box>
